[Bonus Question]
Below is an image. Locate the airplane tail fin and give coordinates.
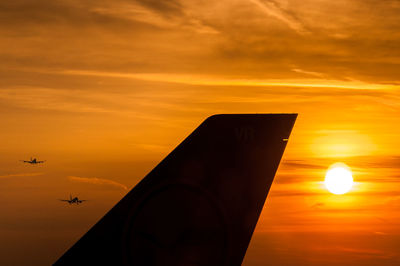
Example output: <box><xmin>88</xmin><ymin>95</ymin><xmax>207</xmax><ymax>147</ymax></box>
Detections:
<box><xmin>54</xmin><ymin>114</ymin><xmax>297</xmax><ymax>266</ymax></box>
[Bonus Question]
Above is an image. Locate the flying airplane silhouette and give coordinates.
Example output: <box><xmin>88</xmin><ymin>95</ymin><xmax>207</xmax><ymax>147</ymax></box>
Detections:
<box><xmin>59</xmin><ymin>195</ymin><xmax>87</xmax><ymax>205</ymax></box>
<box><xmin>20</xmin><ymin>157</ymin><xmax>45</xmax><ymax>164</ymax></box>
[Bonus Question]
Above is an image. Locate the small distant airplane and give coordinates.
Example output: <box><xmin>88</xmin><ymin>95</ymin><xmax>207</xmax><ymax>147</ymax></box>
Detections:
<box><xmin>59</xmin><ymin>195</ymin><xmax>87</xmax><ymax>205</ymax></box>
<box><xmin>21</xmin><ymin>158</ymin><xmax>45</xmax><ymax>164</ymax></box>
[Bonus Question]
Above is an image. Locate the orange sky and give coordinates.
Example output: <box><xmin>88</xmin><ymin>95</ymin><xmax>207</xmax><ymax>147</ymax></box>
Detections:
<box><xmin>1</xmin><ymin>0</ymin><xmax>400</xmax><ymax>265</ymax></box>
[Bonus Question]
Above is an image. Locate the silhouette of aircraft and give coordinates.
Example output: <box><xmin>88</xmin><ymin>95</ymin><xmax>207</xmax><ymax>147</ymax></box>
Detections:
<box><xmin>59</xmin><ymin>195</ymin><xmax>87</xmax><ymax>205</ymax></box>
<box><xmin>21</xmin><ymin>158</ymin><xmax>45</xmax><ymax>164</ymax></box>
<box><xmin>54</xmin><ymin>114</ymin><xmax>297</xmax><ymax>266</ymax></box>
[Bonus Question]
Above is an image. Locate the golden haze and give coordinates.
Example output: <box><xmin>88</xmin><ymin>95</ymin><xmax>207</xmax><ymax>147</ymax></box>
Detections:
<box><xmin>1</xmin><ymin>0</ymin><xmax>400</xmax><ymax>265</ymax></box>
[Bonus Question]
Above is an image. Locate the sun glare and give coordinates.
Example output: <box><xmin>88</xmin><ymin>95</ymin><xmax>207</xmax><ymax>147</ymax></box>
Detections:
<box><xmin>324</xmin><ymin>163</ymin><xmax>354</xmax><ymax>195</ymax></box>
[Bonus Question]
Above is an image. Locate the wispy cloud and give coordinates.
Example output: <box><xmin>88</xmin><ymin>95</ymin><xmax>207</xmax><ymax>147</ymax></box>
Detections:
<box><xmin>0</xmin><ymin>87</ymin><xmax>114</xmax><ymax>113</ymax></box>
<box><xmin>291</xmin><ymin>68</ymin><xmax>325</xmax><ymax>78</ymax></box>
<box><xmin>91</xmin><ymin>2</ymin><xmax>218</xmax><ymax>34</ymax></box>
<box><xmin>53</xmin><ymin>69</ymin><xmax>397</xmax><ymax>90</ymax></box>
<box><xmin>68</xmin><ymin>176</ymin><xmax>128</xmax><ymax>190</ymax></box>
<box><xmin>135</xmin><ymin>0</ymin><xmax>183</xmax><ymax>16</ymax></box>
<box><xmin>249</xmin><ymin>0</ymin><xmax>309</xmax><ymax>34</ymax></box>
<box><xmin>281</xmin><ymin>159</ymin><xmax>324</xmax><ymax>170</ymax></box>
<box><xmin>0</xmin><ymin>172</ymin><xmax>43</xmax><ymax>179</ymax></box>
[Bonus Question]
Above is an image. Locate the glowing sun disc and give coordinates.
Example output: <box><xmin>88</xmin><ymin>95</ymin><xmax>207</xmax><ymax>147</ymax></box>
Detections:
<box><xmin>324</xmin><ymin>163</ymin><xmax>353</xmax><ymax>195</ymax></box>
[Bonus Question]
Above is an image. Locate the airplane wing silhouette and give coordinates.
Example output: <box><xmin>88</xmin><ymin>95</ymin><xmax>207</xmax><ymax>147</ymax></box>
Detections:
<box><xmin>54</xmin><ymin>114</ymin><xmax>297</xmax><ymax>266</ymax></box>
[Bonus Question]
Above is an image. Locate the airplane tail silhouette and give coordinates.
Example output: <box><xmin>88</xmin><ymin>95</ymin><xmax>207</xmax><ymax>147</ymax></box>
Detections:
<box><xmin>54</xmin><ymin>114</ymin><xmax>297</xmax><ymax>266</ymax></box>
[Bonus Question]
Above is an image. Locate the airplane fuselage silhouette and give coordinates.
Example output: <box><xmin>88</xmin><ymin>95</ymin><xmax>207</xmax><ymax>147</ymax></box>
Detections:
<box><xmin>60</xmin><ymin>195</ymin><xmax>86</xmax><ymax>205</ymax></box>
<box><xmin>21</xmin><ymin>158</ymin><xmax>45</xmax><ymax>164</ymax></box>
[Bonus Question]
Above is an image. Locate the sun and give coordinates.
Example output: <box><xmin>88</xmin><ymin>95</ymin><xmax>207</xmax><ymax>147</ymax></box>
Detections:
<box><xmin>324</xmin><ymin>163</ymin><xmax>354</xmax><ymax>195</ymax></box>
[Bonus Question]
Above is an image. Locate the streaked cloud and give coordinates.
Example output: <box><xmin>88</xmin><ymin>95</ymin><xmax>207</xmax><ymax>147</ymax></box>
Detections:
<box><xmin>68</xmin><ymin>176</ymin><xmax>128</xmax><ymax>190</ymax></box>
<box><xmin>1</xmin><ymin>0</ymin><xmax>400</xmax><ymax>83</ymax></box>
<box><xmin>135</xmin><ymin>0</ymin><xmax>183</xmax><ymax>16</ymax></box>
<box><xmin>91</xmin><ymin>2</ymin><xmax>218</xmax><ymax>34</ymax></box>
<box><xmin>291</xmin><ymin>68</ymin><xmax>325</xmax><ymax>78</ymax></box>
<box><xmin>249</xmin><ymin>0</ymin><xmax>309</xmax><ymax>34</ymax></box>
<box><xmin>0</xmin><ymin>172</ymin><xmax>43</xmax><ymax>179</ymax></box>
<box><xmin>39</xmin><ymin>69</ymin><xmax>400</xmax><ymax>90</ymax></box>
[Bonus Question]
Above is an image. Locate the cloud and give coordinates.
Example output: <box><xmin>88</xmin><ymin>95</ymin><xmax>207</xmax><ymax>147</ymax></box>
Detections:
<box><xmin>68</xmin><ymin>176</ymin><xmax>128</xmax><ymax>190</ymax></box>
<box><xmin>91</xmin><ymin>1</ymin><xmax>218</xmax><ymax>34</ymax></box>
<box><xmin>1</xmin><ymin>0</ymin><xmax>400</xmax><ymax>83</ymax></box>
<box><xmin>311</xmin><ymin>202</ymin><xmax>325</xmax><ymax>209</ymax></box>
<box><xmin>291</xmin><ymin>68</ymin><xmax>325</xmax><ymax>78</ymax></box>
<box><xmin>134</xmin><ymin>0</ymin><xmax>183</xmax><ymax>17</ymax></box>
<box><xmin>43</xmin><ymin>69</ymin><xmax>398</xmax><ymax>90</ymax></box>
<box><xmin>91</xmin><ymin>3</ymin><xmax>179</xmax><ymax>29</ymax></box>
<box><xmin>281</xmin><ymin>160</ymin><xmax>324</xmax><ymax>170</ymax></box>
<box><xmin>269</xmin><ymin>190</ymin><xmax>325</xmax><ymax>197</ymax></box>
<box><xmin>0</xmin><ymin>172</ymin><xmax>43</xmax><ymax>179</ymax></box>
<box><xmin>348</xmin><ymin>155</ymin><xmax>400</xmax><ymax>169</ymax></box>
<box><xmin>249</xmin><ymin>0</ymin><xmax>309</xmax><ymax>34</ymax></box>
<box><xmin>0</xmin><ymin>87</ymin><xmax>114</xmax><ymax>113</ymax></box>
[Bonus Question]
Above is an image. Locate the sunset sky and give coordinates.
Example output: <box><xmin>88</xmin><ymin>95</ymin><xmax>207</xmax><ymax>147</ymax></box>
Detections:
<box><xmin>1</xmin><ymin>0</ymin><xmax>400</xmax><ymax>265</ymax></box>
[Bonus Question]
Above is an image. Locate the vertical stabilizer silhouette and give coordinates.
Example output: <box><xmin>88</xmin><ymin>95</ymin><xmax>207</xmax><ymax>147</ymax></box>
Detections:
<box><xmin>54</xmin><ymin>114</ymin><xmax>297</xmax><ymax>266</ymax></box>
